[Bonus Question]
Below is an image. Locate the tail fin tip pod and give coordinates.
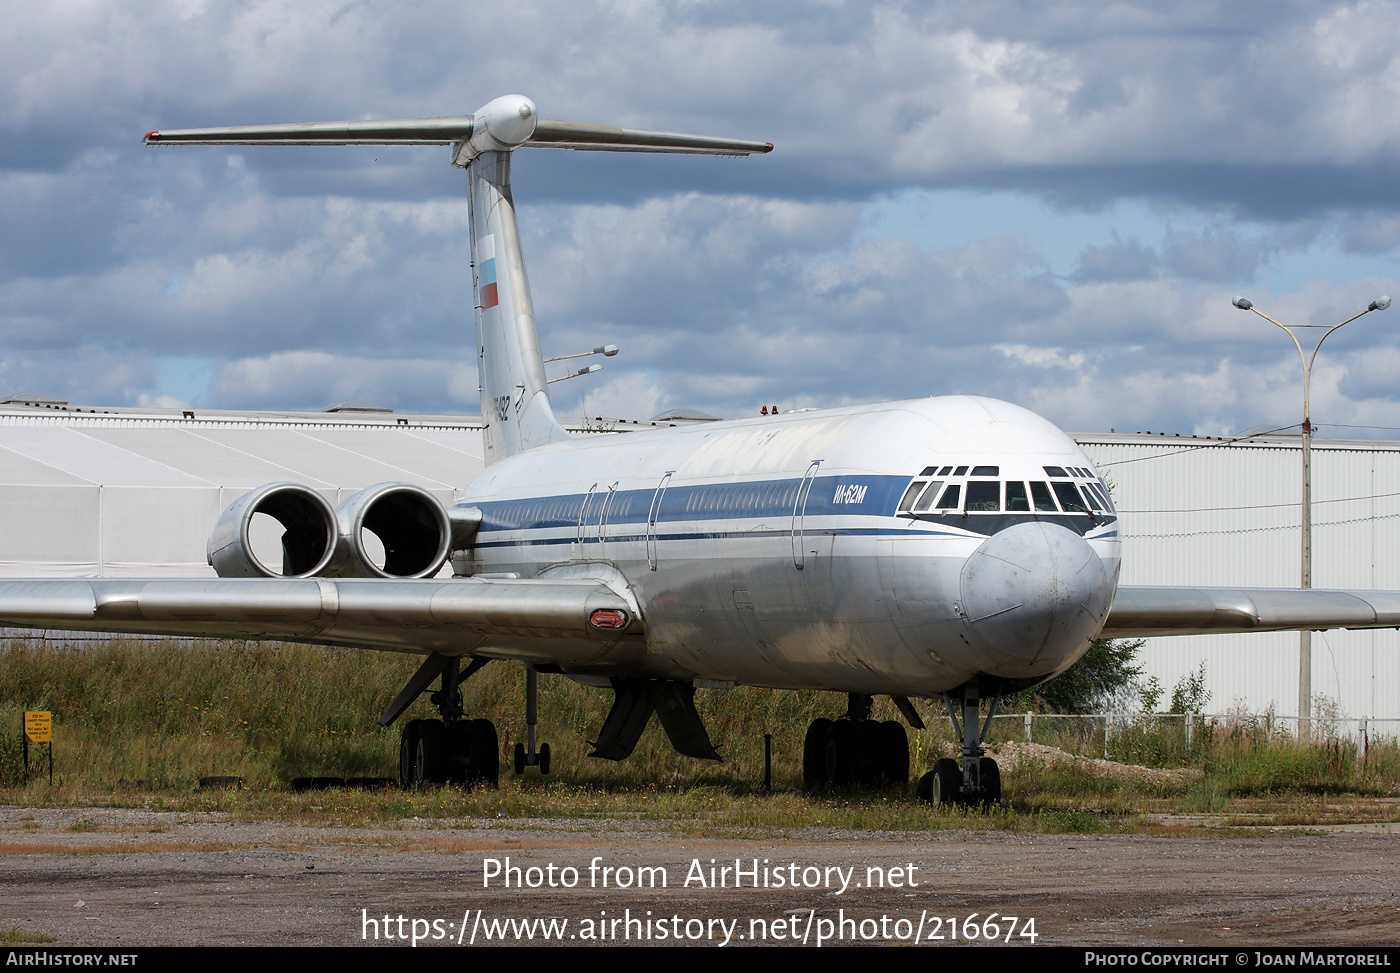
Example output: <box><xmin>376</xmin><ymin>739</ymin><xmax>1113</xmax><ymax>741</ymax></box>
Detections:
<box><xmin>144</xmin><ymin>96</ymin><xmax>772</xmax><ymax>464</ymax></box>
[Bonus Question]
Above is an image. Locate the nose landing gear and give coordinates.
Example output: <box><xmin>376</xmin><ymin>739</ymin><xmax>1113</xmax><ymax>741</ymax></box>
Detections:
<box><xmin>917</xmin><ymin>684</ymin><xmax>1002</xmax><ymax>806</ymax></box>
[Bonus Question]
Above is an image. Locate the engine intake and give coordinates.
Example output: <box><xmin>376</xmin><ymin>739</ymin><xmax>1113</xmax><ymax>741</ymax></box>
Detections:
<box><xmin>208</xmin><ymin>483</ymin><xmax>338</xmax><ymax>578</ymax></box>
<box><xmin>329</xmin><ymin>482</ymin><xmax>452</xmax><ymax>579</ymax></box>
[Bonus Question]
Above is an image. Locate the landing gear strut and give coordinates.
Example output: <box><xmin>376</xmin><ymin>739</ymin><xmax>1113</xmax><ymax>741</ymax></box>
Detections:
<box><xmin>802</xmin><ymin>693</ymin><xmax>910</xmax><ymax>789</ymax></box>
<box><xmin>917</xmin><ymin>684</ymin><xmax>1002</xmax><ymax>806</ymax></box>
<box><xmin>513</xmin><ymin>667</ymin><xmax>551</xmax><ymax>775</ymax></box>
<box><xmin>380</xmin><ymin>653</ymin><xmax>499</xmax><ymax>788</ymax></box>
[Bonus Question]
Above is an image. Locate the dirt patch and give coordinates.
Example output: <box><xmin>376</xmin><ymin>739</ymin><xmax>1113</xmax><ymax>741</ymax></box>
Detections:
<box><xmin>0</xmin><ymin>806</ymin><xmax>1395</xmax><ymax>947</ymax></box>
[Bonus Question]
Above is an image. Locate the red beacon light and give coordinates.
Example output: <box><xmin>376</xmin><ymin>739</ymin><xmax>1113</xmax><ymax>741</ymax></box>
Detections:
<box><xmin>589</xmin><ymin>608</ymin><xmax>630</xmax><ymax>630</ymax></box>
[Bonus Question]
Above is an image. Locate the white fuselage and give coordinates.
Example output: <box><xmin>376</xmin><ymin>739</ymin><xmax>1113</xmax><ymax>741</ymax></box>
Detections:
<box><xmin>454</xmin><ymin>395</ymin><xmax>1122</xmax><ymax>698</ymax></box>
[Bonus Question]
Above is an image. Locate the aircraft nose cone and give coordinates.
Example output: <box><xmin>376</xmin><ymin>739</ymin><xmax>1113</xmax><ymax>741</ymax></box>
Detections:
<box><xmin>958</xmin><ymin>521</ymin><xmax>1110</xmax><ymax>674</ymax></box>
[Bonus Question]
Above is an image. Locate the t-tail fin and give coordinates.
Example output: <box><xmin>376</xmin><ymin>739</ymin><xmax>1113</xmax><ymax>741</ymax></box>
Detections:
<box><xmin>145</xmin><ymin>95</ymin><xmax>772</xmax><ymax>465</ymax></box>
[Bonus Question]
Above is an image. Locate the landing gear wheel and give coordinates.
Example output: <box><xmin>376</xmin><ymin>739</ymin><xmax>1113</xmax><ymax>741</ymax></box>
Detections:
<box><xmin>414</xmin><ymin>719</ymin><xmax>447</xmax><ymax>786</ymax></box>
<box><xmin>468</xmin><ymin>719</ymin><xmax>499</xmax><ymax>787</ymax></box>
<box><xmin>929</xmin><ymin>757</ymin><xmax>961</xmax><ymax>806</ymax></box>
<box><xmin>538</xmin><ymin>743</ymin><xmax>551</xmax><ymax>776</ymax></box>
<box><xmin>856</xmin><ymin>720</ymin><xmax>885</xmax><ymax>786</ymax></box>
<box><xmin>399</xmin><ymin>719</ymin><xmax>424</xmax><ymax>787</ymax></box>
<box><xmin>803</xmin><ymin>718</ymin><xmax>832</xmax><ymax>787</ymax></box>
<box><xmin>879</xmin><ymin>721</ymin><xmax>909</xmax><ymax>786</ymax></box>
<box><xmin>513</xmin><ymin>742</ymin><xmax>526</xmax><ymax>775</ymax></box>
<box><xmin>825</xmin><ymin>719</ymin><xmax>859</xmax><ymax>786</ymax></box>
<box><xmin>979</xmin><ymin>756</ymin><xmax>1001</xmax><ymax>806</ymax></box>
<box><xmin>916</xmin><ymin>771</ymin><xmax>934</xmax><ymax>803</ymax></box>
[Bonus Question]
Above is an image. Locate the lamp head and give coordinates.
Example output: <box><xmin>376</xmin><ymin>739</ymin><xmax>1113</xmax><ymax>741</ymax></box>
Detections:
<box><xmin>1232</xmin><ymin>296</ymin><xmax>1253</xmax><ymax>310</ymax></box>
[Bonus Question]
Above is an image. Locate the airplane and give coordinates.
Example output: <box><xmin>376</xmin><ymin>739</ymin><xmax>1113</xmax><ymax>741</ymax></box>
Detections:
<box><xmin>3</xmin><ymin>94</ymin><xmax>1400</xmax><ymax>806</ymax></box>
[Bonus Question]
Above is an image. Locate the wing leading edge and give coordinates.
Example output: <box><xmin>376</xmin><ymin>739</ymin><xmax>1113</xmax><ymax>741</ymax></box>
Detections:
<box><xmin>1103</xmin><ymin>585</ymin><xmax>1400</xmax><ymax>638</ymax></box>
<box><xmin>0</xmin><ymin>577</ymin><xmax>638</xmax><ymax>659</ymax></box>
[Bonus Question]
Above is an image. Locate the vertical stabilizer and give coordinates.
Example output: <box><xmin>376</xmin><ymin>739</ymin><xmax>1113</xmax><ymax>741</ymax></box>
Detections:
<box><xmin>144</xmin><ymin>95</ymin><xmax>771</xmax><ymax>465</ymax></box>
<box><xmin>468</xmin><ymin>147</ymin><xmax>571</xmax><ymax>464</ymax></box>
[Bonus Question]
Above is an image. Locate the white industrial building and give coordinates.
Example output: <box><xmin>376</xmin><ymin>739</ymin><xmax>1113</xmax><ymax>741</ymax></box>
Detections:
<box><xmin>1</xmin><ymin>398</ymin><xmax>1395</xmax><ymax>727</ymax></box>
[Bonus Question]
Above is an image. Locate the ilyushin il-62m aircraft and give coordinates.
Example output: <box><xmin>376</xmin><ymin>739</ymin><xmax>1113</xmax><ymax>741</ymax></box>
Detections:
<box><xmin>4</xmin><ymin>95</ymin><xmax>1400</xmax><ymax>806</ymax></box>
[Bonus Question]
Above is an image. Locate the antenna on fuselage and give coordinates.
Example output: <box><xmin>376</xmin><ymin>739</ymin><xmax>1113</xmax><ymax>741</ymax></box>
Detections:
<box><xmin>145</xmin><ymin>97</ymin><xmax>772</xmax><ymax>465</ymax></box>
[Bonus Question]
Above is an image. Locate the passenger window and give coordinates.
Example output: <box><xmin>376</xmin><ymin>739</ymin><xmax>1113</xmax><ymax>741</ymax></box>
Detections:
<box><xmin>913</xmin><ymin>481</ymin><xmax>945</xmax><ymax>513</ymax></box>
<box><xmin>965</xmin><ymin>481</ymin><xmax>1000</xmax><ymax>511</ymax></box>
<box><xmin>1005</xmin><ymin>482</ymin><xmax>1030</xmax><ymax>511</ymax></box>
<box><xmin>1030</xmin><ymin>482</ymin><xmax>1057</xmax><ymax>511</ymax></box>
<box><xmin>935</xmin><ymin>484</ymin><xmax>961</xmax><ymax>510</ymax></box>
<box><xmin>1052</xmin><ymin>481</ymin><xmax>1088</xmax><ymax>513</ymax></box>
<box><xmin>898</xmin><ymin>481</ymin><xmax>926</xmax><ymax>512</ymax></box>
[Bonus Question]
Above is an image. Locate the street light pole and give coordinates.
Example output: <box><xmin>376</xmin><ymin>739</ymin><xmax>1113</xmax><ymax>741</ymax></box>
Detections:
<box><xmin>1231</xmin><ymin>294</ymin><xmax>1391</xmax><ymax>741</ymax></box>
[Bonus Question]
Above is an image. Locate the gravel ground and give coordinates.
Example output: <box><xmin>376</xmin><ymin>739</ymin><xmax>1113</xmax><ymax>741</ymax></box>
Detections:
<box><xmin>0</xmin><ymin>805</ymin><xmax>1397</xmax><ymax>947</ymax></box>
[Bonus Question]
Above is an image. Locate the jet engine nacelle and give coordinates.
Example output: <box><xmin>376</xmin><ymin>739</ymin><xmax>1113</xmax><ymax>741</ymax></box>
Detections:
<box><xmin>326</xmin><ymin>482</ymin><xmax>453</xmax><ymax>579</ymax></box>
<box><xmin>207</xmin><ymin>482</ymin><xmax>339</xmax><ymax>578</ymax></box>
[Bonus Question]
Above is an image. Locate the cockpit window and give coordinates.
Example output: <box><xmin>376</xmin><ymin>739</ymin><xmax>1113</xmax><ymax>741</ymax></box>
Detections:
<box><xmin>934</xmin><ymin>484</ymin><xmax>961</xmax><ymax>509</ymax></box>
<box><xmin>937</xmin><ymin>466</ymin><xmax>953</xmax><ymax>475</ymax></box>
<box><xmin>897</xmin><ymin>481</ymin><xmax>926</xmax><ymax>512</ymax></box>
<box><xmin>1030</xmin><ymin>481</ymin><xmax>1057</xmax><ymax>511</ymax></box>
<box><xmin>913</xmin><ymin>481</ymin><xmax>945</xmax><ymax>512</ymax></box>
<box><xmin>965</xmin><ymin>481</ymin><xmax>1000</xmax><ymax>511</ymax></box>
<box><xmin>1052</xmin><ymin>481</ymin><xmax>1088</xmax><ymax>513</ymax></box>
<box><xmin>1005</xmin><ymin>481</ymin><xmax>1030</xmax><ymax>511</ymax></box>
<box><xmin>971</xmin><ymin>465</ymin><xmax>999</xmax><ymax>476</ymax></box>
<box><xmin>1043</xmin><ymin>466</ymin><xmax>1067</xmax><ymax>477</ymax></box>
<box><xmin>953</xmin><ymin>466</ymin><xmax>968</xmax><ymax>476</ymax></box>
<box><xmin>920</xmin><ymin>466</ymin><xmax>938</xmax><ymax>476</ymax></box>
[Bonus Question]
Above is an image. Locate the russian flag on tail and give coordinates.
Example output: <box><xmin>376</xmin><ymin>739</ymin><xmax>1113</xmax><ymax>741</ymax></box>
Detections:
<box><xmin>478</xmin><ymin>234</ymin><xmax>498</xmax><ymax>309</ymax></box>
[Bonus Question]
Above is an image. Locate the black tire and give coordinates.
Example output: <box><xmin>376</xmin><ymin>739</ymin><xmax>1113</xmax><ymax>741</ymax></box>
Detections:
<box><xmin>916</xmin><ymin>771</ymin><xmax>934</xmax><ymax>803</ymax></box>
<box><xmin>880</xmin><ymin>721</ymin><xmax>909</xmax><ymax>786</ymax></box>
<box><xmin>442</xmin><ymin>721</ymin><xmax>475</xmax><ymax>783</ymax></box>
<box><xmin>415</xmin><ymin>719</ymin><xmax>447</xmax><ymax>785</ymax></box>
<box><xmin>979</xmin><ymin>756</ymin><xmax>1002</xmax><ymax>806</ymax></box>
<box><xmin>538</xmin><ymin>743</ymin><xmax>551</xmax><ymax>776</ymax></box>
<box><xmin>399</xmin><ymin>719</ymin><xmax>423</xmax><ymax>788</ymax></box>
<box><xmin>825</xmin><ymin>719</ymin><xmax>859</xmax><ymax>786</ymax></box>
<box><xmin>803</xmin><ymin>718</ymin><xmax>832</xmax><ymax>787</ymax></box>
<box><xmin>930</xmin><ymin>757</ymin><xmax>961</xmax><ymax>806</ymax></box>
<box><xmin>856</xmin><ymin>720</ymin><xmax>885</xmax><ymax>787</ymax></box>
<box><xmin>468</xmin><ymin>719</ymin><xmax>499</xmax><ymax>787</ymax></box>
<box><xmin>513</xmin><ymin>742</ymin><xmax>526</xmax><ymax>775</ymax></box>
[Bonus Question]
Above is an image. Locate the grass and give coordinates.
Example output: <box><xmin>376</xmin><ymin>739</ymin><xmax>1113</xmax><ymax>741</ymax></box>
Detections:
<box><xmin>0</xmin><ymin>638</ymin><xmax>1397</xmax><ymax>834</ymax></box>
<box><xmin>0</xmin><ymin>926</ymin><xmax>57</xmax><ymax>945</ymax></box>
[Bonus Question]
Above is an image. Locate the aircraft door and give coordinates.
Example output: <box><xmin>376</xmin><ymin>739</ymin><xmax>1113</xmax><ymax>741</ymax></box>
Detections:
<box><xmin>574</xmin><ymin>483</ymin><xmax>598</xmax><ymax>558</ymax></box>
<box><xmin>597</xmin><ymin>482</ymin><xmax>619</xmax><ymax>556</ymax></box>
<box><xmin>791</xmin><ymin>461</ymin><xmax>821</xmax><ymax>569</ymax></box>
<box><xmin>646</xmin><ymin>472</ymin><xmax>673</xmax><ymax>571</ymax></box>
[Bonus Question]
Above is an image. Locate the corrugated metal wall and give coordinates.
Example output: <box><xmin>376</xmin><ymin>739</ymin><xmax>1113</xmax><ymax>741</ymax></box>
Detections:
<box><xmin>1079</xmin><ymin>432</ymin><xmax>1400</xmax><ymax>723</ymax></box>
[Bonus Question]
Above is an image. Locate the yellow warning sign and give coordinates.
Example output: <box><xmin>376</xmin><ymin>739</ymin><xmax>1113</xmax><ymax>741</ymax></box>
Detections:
<box><xmin>24</xmin><ymin>711</ymin><xmax>51</xmax><ymax>744</ymax></box>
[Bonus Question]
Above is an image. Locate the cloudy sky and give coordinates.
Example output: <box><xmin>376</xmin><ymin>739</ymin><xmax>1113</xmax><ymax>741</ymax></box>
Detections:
<box><xmin>5</xmin><ymin>0</ymin><xmax>1400</xmax><ymax>437</ymax></box>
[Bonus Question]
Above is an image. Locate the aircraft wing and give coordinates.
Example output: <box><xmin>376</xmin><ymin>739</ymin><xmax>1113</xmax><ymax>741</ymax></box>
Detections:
<box><xmin>1103</xmin><ymin>585</ymin><xmax>1400</xmax><ymax>638</ymax></box>
<box><xmin>0</xmin><ymin>577</ymin><xmax>638</xmax><ymax>657</ymax></box>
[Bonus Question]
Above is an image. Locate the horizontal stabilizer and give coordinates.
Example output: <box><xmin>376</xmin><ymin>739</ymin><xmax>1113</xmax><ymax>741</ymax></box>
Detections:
<box><xmin>145</xmin><ymin>117</ymin><xmax>477</xmax><ymax>145</ymax></box>
<box><xmin>1103</xmin><ymin>585</ymin><xmax>1400</xmax><ymax>638</ymax></box>
<box><xmin>145</xmin><ymin>95</ymin><xmax>772</xmax><ymax>157</ymax></box>
<box><xmin>527</xmin><ymin>119</ymin><xmax>771</xmax><ymax>156</ymax></box>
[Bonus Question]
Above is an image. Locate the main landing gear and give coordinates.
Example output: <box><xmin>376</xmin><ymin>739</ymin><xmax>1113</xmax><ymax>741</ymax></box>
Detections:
<box><xmin>917</xmin><ymin>684</ymin><xmax>1002</xmax><ymax>807</ymax></box>
<box><xmin>802</xmin><ymin>693</ymin><xmax>912</xmax><ymax>789</ymax></box>
<box><xmin>378</xmin><ymin>653</ymin><xmax>499</xmax><ymax>788</ymax></box>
